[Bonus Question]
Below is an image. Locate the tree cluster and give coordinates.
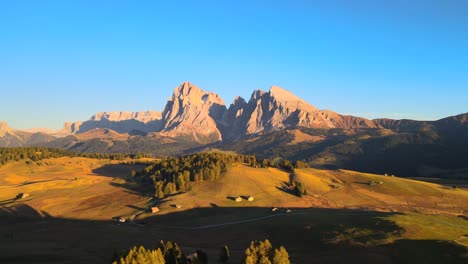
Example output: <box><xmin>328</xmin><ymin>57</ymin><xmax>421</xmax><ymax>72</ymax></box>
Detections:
<box><xmin>113</xmin><ymin>240</ymin><xmax>290</xmax><ymax>264</ymax></box>
<box><xmin>135</xmin><ymin>153</ymin><xmax>246</xmax><ymax>199</ymax></box>
<box><xmin>112</xmin><ymin>240</ymin><xmax>205</xmax><ymax>264</ymax></box>
<box><xmin>112</xmin><ymin>245</ymin><xmax>165</xmax><ymax>264</ymax></box>
<box><xmin>243</xmin><ymin>239</ymin><xmax>290</xmax><ymax>264</ymax></box>
<box><xmin>289</xmin><ymin>174</ymin><xmax>307</xmax><ymax>197</ymax></box>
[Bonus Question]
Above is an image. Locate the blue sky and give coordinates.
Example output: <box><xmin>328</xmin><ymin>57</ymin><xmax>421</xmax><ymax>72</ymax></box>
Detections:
<box><xmin>1</xmin><ymin>0</ymin><xmax>467</xmax><ymax>129</ymax></box>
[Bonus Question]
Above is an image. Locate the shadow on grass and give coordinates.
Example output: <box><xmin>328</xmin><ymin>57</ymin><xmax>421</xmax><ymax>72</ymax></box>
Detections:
<box><xmin>1</xmin><ymin>205</ymin><xmax>467</xmax><ymax>264</ymax></box>
<box><xmin>390</xmin><ymin>239</ymin><xmax>468</xmax><ymax>264</ymax></box>
<box><xmin>91</xmin><ymin>163</ymin><xmax>146</xmax><ymax>178</ymax></box>
<box><xmin>108</xmin><ymin>181</ymin><xmax>151</xmax><ymax>197</ymax></box>
<box><xmin>126</xmin><ymin>205</ymin><xmax>147</xmax><ymax>212</ymax></box>
<box><xmin>354</xmin><ymin>181</ymin><xmax>372</xmax><ymax>185</ymax></box>
<box><xmin>0</xmin><ymin>198</ymin><xmax>17</xmax><ymax>206</ymax></box>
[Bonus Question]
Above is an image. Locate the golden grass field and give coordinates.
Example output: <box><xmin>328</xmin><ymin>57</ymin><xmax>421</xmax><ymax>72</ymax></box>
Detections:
<box><xmin>0</xmin><ymin>157</ymin><xmax>467</xmax><ymax>263</ymax></box>
<box><xmin>156</xmin><ymin>164</ymin><xmax>468</xmax><ymax>216</ymax></box>
<box><xmin>0</xmin><ymin>157</ymin><xmax>151</xmax><ymax>220</ymax></box>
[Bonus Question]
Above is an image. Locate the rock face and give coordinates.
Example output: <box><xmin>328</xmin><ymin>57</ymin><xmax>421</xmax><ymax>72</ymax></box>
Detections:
<box><xmin>2</xmin><ymin>82</ymin><xmax>468</xmax><ymax>148</ymax></box>
<box><xmin>52</xmin><ymin>82</ymin><xmax>468</xmax><ymax>144</ymax></box>
<box><xmin>160</xmin><ymin>82</ymin><xmax>227</xmax><ymax>143</ymax></box>
<box><xmin>57</xmin><ymin>82</ymin><xmax>382</xmax><ymax>143</ymax></box>
<box><xmin>90</xmin><ymin>111</ymin><xmax>161</xmax><ymax>123</ymax></box>
<box><xmin>0</xmin><ymin>122</ymin><xmax>13</xmax><ymax>137</ymax></box>
<box><xmin>63</xmin><ymin>111</ymin><xmax>162</xmax><ymax>134</ymax></box>
<box><xmin>222</xmin><ymin>86</ymin><xmax>377</xmax><ymax>140</ymax></box>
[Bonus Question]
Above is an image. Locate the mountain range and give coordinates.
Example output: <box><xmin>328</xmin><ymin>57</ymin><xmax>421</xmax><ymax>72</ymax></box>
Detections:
<box><xmin>59</xmin><ymin>82</ymin><xmax>383</xmax><ymax>141</ymax></box>
<box><xmin>1</xmin><ymin>82</ymin><xmax>467</xmax><ymax>177</ymax></box>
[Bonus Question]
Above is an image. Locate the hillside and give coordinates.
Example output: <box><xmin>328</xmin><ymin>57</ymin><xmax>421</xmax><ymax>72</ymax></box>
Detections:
<box><xmin>0</xmin><ymin>157</ymin><xmax>151</xmax><ymax>220</ymax></box>
<box><xmin>1</xmin><ymin>158</ymin><xmax>467</xmax><ymax>263</ymax></box>
<box><xmin>152</xmin><ymin>164</ymin><xmax>468</xmax><ymax>216</ymax></box>
<box><xmin>219</xmin><ymin>126</ymin><xmax>468</xmax><ymax>178</ymax></box>
<box><xmin>2</xmin><ymin>158</ymin><xmax>466</xmax><ymax>219</ymax></box>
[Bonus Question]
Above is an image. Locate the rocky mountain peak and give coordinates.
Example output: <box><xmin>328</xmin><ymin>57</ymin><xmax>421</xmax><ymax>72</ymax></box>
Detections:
<box><xmin>231</xmin><ymin>96</ymin><xmax>247</xmax><ymax>107</ymax></box>
<box><xmin>0</xmin><ymin>121</ymin><xmax>13</xmax><ymax>137</ymax></box>
<box><xmin>169</xmin><ymin>82</ymin><xmax>224</xmax><ymax>106</ymax></box>
<box><xmin>161</xmin><ymin>82</ymin><xmax>227</xmax><ymax>143</ymax></box>
<box><xmin>250</xmin><ymin>89</ymin><xmax>267</xmax><ymax>101</ymax></box>
<box><xmin>173</xmin><ymin>81</ymin><xmax>200</xmax><ymax>97</ymax></box>
<box><xmin>269</xmin><ymin>85</ymin><xmax>318</xmax><ymax>112</ymax></box>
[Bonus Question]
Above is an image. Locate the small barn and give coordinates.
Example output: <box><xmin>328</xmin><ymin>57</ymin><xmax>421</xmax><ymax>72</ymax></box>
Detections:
<box><xmin>16</xmin><ymin>193</ymin><xmax>29</xmax><ymax>199</ymax></box>
<box><xmin>151</xmin><ymin>206</ymin><xmax>160</xmax><ymax>213</ymax></box>
<box><xmin>247</xmin><ymin>196</ymin><xmax>254</xmax><ymax>202</ymax></box>
<box><xmin>235</xmin><ymin>197</ymin><xmax>242</xmax><ymax>202</ymax></box>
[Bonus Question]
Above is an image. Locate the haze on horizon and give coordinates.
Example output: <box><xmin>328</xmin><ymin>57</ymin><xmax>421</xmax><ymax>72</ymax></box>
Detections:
<box><xmin>1</xmin><ymin>1</ymin><xmax>467</xmax><ymax>130</ymax></box>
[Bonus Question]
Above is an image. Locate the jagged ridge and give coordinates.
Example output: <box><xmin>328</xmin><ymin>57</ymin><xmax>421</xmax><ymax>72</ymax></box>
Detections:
<box><xmin>3</xmin><ymin>82</ymin><xmax>467</xmax><ymax>146</ymax></box>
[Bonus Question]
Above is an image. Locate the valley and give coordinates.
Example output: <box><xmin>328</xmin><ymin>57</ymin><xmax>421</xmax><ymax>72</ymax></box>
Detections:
<box><xmin>0</xmin><ymin>157</ymin><xmax>466</xmax><ymax>263</ymax></box>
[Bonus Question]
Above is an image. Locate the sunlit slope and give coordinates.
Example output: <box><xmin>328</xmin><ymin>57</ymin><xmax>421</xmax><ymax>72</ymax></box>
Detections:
<box><xmin>161</xmin><ymin>164</ymin><xmax>468</xmax><ymax>214</ymax></box>
<box><xmin>0</xmin><ymin>157</ymin><xmax>150</xmax><ymax>219</ymax></box>
<box><xmin>299</xmin><ymin>168</ymin><xmax>468</xmax><ymax>212</ymax></box>
<box><xmin>1</xmin><ymin>160</ymin><xmax>466</xmax><ymax>219</ymax></box>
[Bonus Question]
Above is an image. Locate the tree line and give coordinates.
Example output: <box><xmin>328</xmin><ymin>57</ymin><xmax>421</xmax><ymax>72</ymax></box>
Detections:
<box><xmin>0</xmin><ymin>147</ymin><xmax>152</xmax><ymax>166</ymax></box>
<box><xmin>112</xmin><ymin>239</ymin><xmax>290</xmax><ymax>264</ymax></box>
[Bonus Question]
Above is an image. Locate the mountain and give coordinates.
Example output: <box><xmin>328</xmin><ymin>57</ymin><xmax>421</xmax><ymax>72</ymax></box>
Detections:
<box><xmin>159</xmin><ymin>82</ymin><xmax>227</xmax><ymax>143</ymax></box>
<box><xmin>63</xmin><ymin>110</ymin><xmax>162</xmax><ymax>134</ymax></box>
<box><xmin>1</xmin><ymin>82</ymin><xmax>467</xmax><ymax>178</ymax></box>
<box><xmin>0</xmin><ymin>122</ymin><xmax>56</xmax><ymax>147</ymax></box>
<box><xmin>0</xmin><ymin>122</ymin><xmax>13</xmax><ymax>137</ymax></box>
<box><xmin>222</xmin><ymin>86</ymin><xmax>377</xmax><ymax>140</ymax></box>
<box><xmin>218</xmin><ymin>112</ymin><xmax>468</xmax><ymax>178</ymax></box>
<box><xmin>59</xmin><ymin>82</ymin><xmax>381</xmax><ymax>143</ymax></box>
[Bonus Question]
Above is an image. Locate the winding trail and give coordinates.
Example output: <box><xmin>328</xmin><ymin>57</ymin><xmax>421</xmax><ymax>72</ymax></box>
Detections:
<box><xmin>154</xmin><ymin>210</ymin><xmax>405</xmax><ymax>230</ymax></box>
<box><xmin>149</xmin><ymin>209</ymin><xmax>468</xmax><ymax>231</ymax></box>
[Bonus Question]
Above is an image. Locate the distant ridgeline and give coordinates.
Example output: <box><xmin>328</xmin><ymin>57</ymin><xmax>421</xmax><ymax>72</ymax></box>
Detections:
<box><xmin>132</xmin><ymin>152</ymin><xmax>309</xmax><ymax>199</ymax></box>
<box><xmin>0</xmin><ymin>147</ymin><xmax>152</xmax><ymax>166</ymax></box>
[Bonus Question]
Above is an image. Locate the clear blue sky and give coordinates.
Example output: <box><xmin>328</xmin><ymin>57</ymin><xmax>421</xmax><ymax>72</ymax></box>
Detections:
<box><xmin>1</xmin><ymin>0</ymin><xmax>467</xmax><ymax>130</ymax></box>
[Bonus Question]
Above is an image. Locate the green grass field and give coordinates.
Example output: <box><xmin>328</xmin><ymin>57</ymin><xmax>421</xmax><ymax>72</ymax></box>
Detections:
<box><xmin>0</xmin><ymin>158</ymin><xmax>467</xmax><ymax>263</ymax></box>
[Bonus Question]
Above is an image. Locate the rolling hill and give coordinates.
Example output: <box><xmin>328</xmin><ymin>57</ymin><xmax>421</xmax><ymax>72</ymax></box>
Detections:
<box><xmin>0</xmin><ymin>157</ymin><xmax>467</xmax><ymax>263</ymax></box>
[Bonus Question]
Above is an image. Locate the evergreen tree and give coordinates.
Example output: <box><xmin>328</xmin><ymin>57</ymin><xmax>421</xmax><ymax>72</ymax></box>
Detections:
<box><xmin>272</xmin><ymin>246</ymin><xmax>290</xmax><ymax>264</ymax></box>
<box><xmin>259</xmin><ymin>255</ymin><xmax>272</xmax><ymax>264</ymax></box>
<box><xmin>242</xmin><ymin>240</ymin><xmax>290</xmax><ymax>264</ymax></box>
<box><xmin>176</xmin><ymin>174</ymin><xmax>186</xmax><ymax>192</ymax></box>
<box><xmin>112</xmin><ymin>245</ymin><xmax>165</xmax><ymax>264</ymax></box>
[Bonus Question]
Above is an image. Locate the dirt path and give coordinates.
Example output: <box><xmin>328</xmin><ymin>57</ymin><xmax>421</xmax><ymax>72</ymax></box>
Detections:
<box><xmin>155</xmin><ymin>210</ymin><xmax>468</xmax><ymax>231</ymax></box>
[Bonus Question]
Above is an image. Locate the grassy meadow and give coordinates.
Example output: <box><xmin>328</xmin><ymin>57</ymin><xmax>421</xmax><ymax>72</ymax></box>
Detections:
<box><xmin>0</xmin><ymin>157</ymin><xmax>467</xmax><ymax>263</ymax></box>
